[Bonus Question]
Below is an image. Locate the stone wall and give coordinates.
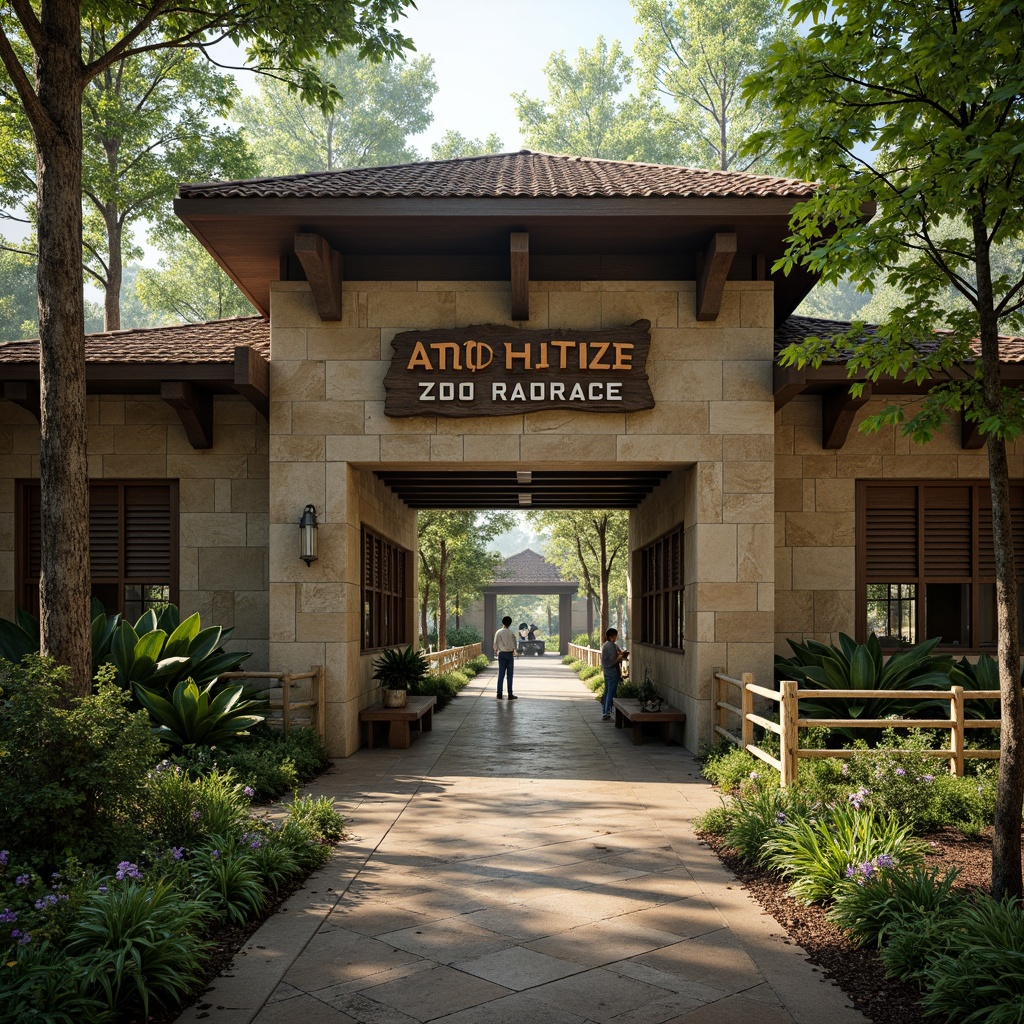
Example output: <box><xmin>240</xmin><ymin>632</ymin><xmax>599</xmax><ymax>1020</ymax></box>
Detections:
<box><xmin>268</xmin><ymin>277</ymin><xmax>777</xmax><ymax>755</ymax></box>
<box><xmin>774</xmin><ymin>394</ymin><xmax>1024</xmax><ymax>652</ymax></box>
<box><xmin>0</xmin><ymin>394</ymin><xmax>269</xmax><ymax>665</ymax></box>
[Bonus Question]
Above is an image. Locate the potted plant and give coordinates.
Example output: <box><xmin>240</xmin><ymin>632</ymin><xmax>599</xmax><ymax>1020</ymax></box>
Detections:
<box><xmin>372</xmin><ymin>645</ymin><xmax>431</xmax><ymax>708</ymax></box>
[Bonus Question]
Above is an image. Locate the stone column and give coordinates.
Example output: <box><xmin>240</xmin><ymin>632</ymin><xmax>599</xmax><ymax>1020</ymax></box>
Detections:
<box><xmin>558</xmin><ymin>592</ymin><xmax>572</xmax><ymax>655</ymax></box>
<box><xmin>483</xmin><ymin>592</ymin><xmax>496</xmax><ymax>656</ymax></box>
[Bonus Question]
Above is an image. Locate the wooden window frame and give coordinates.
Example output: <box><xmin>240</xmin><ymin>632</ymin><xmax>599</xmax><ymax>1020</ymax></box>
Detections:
<box><xmin>15</xmin><ymin>479</ymin><xmax>179</xmax><ymax>618</ymax></box>
<box><xmin>360</xmin><ymin>524</ymin><xmax>410</xmax><ymax>652</ymax></box>
<box><xmin>856</xmin><ymin>479</ymin><xmax>1024</xmax><ymax>652</ymax></box>
<box><xmin>637</xmin><ymin>524</ymin><xmax>685</xmax><ymax>651</ymax></box>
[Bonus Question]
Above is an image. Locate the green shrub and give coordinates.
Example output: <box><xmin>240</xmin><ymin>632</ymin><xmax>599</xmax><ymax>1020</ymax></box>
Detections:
<box><xmin>762</xmin><ymin>803</ymin><xmax>926</xmax><ymax>904</ymax></box>
<box><xmin>694</xmin><ymin>803</ymin><xmax>734</xmax><ymax>836</ymax></box>
<box><xmin>444</xmin><ymin>626</ymin><xmax>483</xmax><ymax>647</ymax></box>
<box><xmin>63</xmin><ymin>878</ymin><xmax>209</xmax><ymax>1019</ymax></box>
<box><xmin>616</xmin><ymin>678</ymin><xmax>639</xmax><ymax>699</ymax></box>
<box><xmin>135</xmin><ymin>677</ymin><xmax>267</xmax><ymax>750</ymax></box>
<box><xmin>724</xmin><ymin>782</ymin><xmax>814</xmax><ymax>863</ymax></box>
<box><xmin>418</xmin><ymin>671</ymin><xmax>465</xmax><ymax>710</ymax></box>
<box><xmin>0</xmin><ymin>939</ymin><xmax>110</xmax><ymax>1024</ymax></box>
<box><xmin>917</xmin><ymin>896</ymin><xmax>1024</xmax><ymax>1023</ymax></box>
<box><xmin>827</xmin><ymin>864</ymin><xmax>962</xmax><ymax>949</ymax></box>
<box><xmin>701</xmin><ymin>745</ymin><xmax>770</xmax><ymax>791</ymax></box>
<box><xmin>191</xmin><ymin>838</ymin><xmax>266</xmax><ymax>925</ymax></box>
<box><xmin>579</xmin><ymin>664</ymin><xmax>601</xmax><ymax>681</ymax></box>
<box><xmin>561</xmin><ymin>654</ymin><xmax>575</xmax><ymax>665</ymax></box>
<box><xmin>930</xmin><ymin>770</ymin><xmax>997</xmax><ymax>836</ymax></box>
<box><xmin>140</xmin><ymin>766</ymin><xmax>251</xmax><ymax>849</ymax></box>
<box><xmin>0</xmin><ymin>657</ymin><xmax>161</xmax><ymax>867</ymax></box>
<box><xmin>288</xmin><ymin>794</ymin><xmax>346</xmax><ymax>843</ymax></box>
<box><xmin>879</xmin><ymin>904</ymin><xmax>962</xmax><ymax>983</ymax></box>
<box><xmin>469</xmin><ymin>654</ymin><xmax>489</xmax><ymax>672</ymax></box>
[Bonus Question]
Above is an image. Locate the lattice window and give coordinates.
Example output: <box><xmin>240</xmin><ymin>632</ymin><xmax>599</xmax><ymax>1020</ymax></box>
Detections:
<box><xmin>638</xmin><ymin>524</ymin><xmax>684</xmax><ymax>650</ymax></box>
<box><xmin>361</xmin><ymin>524</ymin><xmax>409</xmax><ymax>651</ymax></box>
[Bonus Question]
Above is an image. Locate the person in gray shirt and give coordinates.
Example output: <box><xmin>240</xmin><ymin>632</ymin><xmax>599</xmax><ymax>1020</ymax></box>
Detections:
<box><xmin>493</xmin><ymin>615</ymin><xmax>519</xmax><ymax>699</ymax></box>
<box><xmin>601</xmin><ymin>628</ymin><xmax>628</xmax><ymax>720</ymax></box>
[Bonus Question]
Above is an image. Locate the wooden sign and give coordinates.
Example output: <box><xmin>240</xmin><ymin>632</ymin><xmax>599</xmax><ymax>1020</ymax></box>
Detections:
<box><xmin>384</xmin><ymin>320</ymin><xmax>654</xmax><ymax>418</ymax></box>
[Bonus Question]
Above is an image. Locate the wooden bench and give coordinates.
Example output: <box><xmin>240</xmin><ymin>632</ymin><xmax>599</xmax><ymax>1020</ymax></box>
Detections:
<box><xmin>613</xmin><ymin>698</ymin><xmax>686</xmax><ymax>745</ymax></box>
<box><xmin>360</xmin><ymin>696</ymin><xmax>436</xmax><ymax>749</ymax></box>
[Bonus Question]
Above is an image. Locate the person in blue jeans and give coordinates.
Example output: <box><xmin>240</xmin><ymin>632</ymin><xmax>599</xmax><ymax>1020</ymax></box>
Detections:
<box><xmin>601</xmin><ymin>628</ymin><xmax>628</xmax><ymax>720</ymax></box>
<box><xmin>493</xmin><ymin>615</ymin><xmax>519</xmax><ymax>699</ymax></box>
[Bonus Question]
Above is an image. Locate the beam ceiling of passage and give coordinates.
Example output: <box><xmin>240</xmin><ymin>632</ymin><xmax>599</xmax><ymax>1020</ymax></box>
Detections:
<box><xmin>374</xmin><ymin>469</ymin><xmax>671</xmax><ymax>509</ymax></box>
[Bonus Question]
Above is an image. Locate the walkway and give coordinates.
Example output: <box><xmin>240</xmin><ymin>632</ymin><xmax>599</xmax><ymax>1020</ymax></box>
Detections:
<box><xmin>176</xmin><ymin>659</ymin><xmax>865</xmax><ymax>1024</ymax></box>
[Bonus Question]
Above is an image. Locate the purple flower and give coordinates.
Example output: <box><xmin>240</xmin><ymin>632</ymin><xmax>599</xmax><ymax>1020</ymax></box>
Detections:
<box><xmin>845</xmin><ymin>865</ymin><xmax>857</xmax><ymax>879</ymax></box>
<box><xmin>876</xmin><ymin>853</ymin><xmax>895</xmax><ymax>870</ymax></box>
<box><xmin>749</xmin><ymin>771</ymin><xmax>759</xmax><ymax>780</ymax></box>
<box><xmin>0</xmin><ymin>909</ymin><xmax>17</xmax><ymax>924</ymax></box>
<box><xmin>775</xmin><ymin>812</ymin><xmax>786</xmax><ymax>824</ymax></box>
<box><xmin>18</xmin><ymin>932</ymin><xmax>30</xmax><ymax>944</ymax></box>
<box><xmin>243</xmin><ymin>786</ymin><xmax>254</xmax><ymax>798</ymax></box>
<box><xmin>211</xmin><ymin>850</ymin><xmax>221</xmax><ymax>860</ymax></box>
<box><xmin>33</xmin><ymin>895</ymin><xmax>58</xmax><ymax>910</ymax></box>
<box><xmin>191</xmin><ymin>810</ymin><xmax>201</xmax><ymax>821</ymax></box>
<box><xmin>0</xmin><ymin>850</ymin><xmax>8</xmax><ymax>866</ymax></box>
<box><xmin>922</xmin><ymin>774</ymin><xmax>935</xmax><ymax>783</ymax></box>
<box><xmin>895</xmin><ymin>767</ymin><xmax>907</xmax><ymax>776</ymax></box>
<box><xmin>249</xmin><ymin>838</ymin><xmax>262</xmax><ymax>849</ymax></box>
<box><xmin>861</xmin><ymin>861</ymin><xmax>875</xmax><ymax>878</ymax></box>
<box><xmin>115</xmin><ymin>862</ymin><xmax>141</xmax><ymax>881</ymax></box>
<box><xmin>98</xmin><ymin>886</ymin><xmax>108</xmax><ymax>894</ymax></box>
<box><xmin>171</xmin><ymin>847</ymin><xmax>185</xmax><ymax>861</ymax></box>
<box><xmin>841</xmin><ymin>762</ymin><xmax>850</xmax><ymax>776</ymax></box>
<box><xmin>9</xmin><ymin>929</ymin><xmax>20</xmax><ymax>939</ymax></box>
<box><xmin>14</xmin><ymin>874</ymin><xmax>30</xmax><ymax>887</ymax></box>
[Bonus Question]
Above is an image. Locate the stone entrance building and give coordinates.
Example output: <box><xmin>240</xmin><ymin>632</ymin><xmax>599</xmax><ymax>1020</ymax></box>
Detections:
<box><xmin>1</xmin><ymin>151</ymin><xmax>1021</xmax><ymax>757</ymax></box>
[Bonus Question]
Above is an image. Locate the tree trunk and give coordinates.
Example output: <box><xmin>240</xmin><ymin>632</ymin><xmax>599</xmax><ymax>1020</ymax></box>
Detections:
<box><xmin>974</xmin><ymin>214</ymin><xmax>1024</xmax><ymax>900</ymax></box>
<box><xmin>437</xmin><ymin>539</ymin><xmax>448</xmax><ymax>652</ymax></box>
<box><xmin>420</xmin><ymin>579</ymin><xmax>430</xmax><ymax>650</ymax></box>
<box><xmin>36</xmin><ymin>3</ymin><xmax>92</xmax><ymax>697</ymax></box>
<box><xmin>598</xmin><ymin>519</ymin><xmax>610</xmax><ymax>637</ymax></box>
<box><xmin>102</xmin><ymin>205</ymin><xmax>122</xmax><ymax>331</ymax></box>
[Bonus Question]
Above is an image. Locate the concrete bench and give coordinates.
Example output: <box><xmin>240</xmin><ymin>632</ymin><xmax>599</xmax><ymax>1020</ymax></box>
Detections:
<box><xmin>360</xmin><ymin>695</ymin><xmax>436</xmax><ymax>749</ymax></box>
<box><xmin>613</xmin><ymin>698</ymin><xmax>686</xmax><ymax>745</ymax></box>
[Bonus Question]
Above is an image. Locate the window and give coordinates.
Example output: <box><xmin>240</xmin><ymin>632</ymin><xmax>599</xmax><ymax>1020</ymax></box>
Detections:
<box><xmin>17</xmin><ymin>480</ymin><xmax>178</xmax><ymax>619</ymax></box>
<box><xmin>361</xmin><ymin>525</ymin><xmax>409</xmax><ymax>651</ymax></box>
<box><xmin>638</xmin><ymin>524</ymin><xmax>684</xmax><ymax>649</ymax></box>
<box><xmin>858</xmin><ymin>481</ymin><xmax>1024</xmax><ymax>649</ymax></box>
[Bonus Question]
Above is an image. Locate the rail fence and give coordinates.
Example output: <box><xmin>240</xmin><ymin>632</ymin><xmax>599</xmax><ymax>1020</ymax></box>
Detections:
<box><xmin>425</xmin><ymin>642</ymin><xmax>482</xmax><ymax>675</ymax></box>
<box><xmin>568</xmin><ymin>642</ymin><xmax>601</xmax><ymax>668</ymax></box>
<box><xmin>713</xmin><ymin>670</ymin><xmax>1000</xmax><ymax>786</ymax></box>
<box><xmin>219</xmin><ymin>667</ymin><xmax>325</xmax><ymax>740</ymax></box>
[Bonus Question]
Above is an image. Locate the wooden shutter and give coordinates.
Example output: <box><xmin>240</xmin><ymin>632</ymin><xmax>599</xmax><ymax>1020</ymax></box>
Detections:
<box><xmin>865</xmin><ymin>485</ymin><xmax>918</xmax><ymax>578</ymax></box>
<box><xmin>124</xmin><ymin>485</ymin><xmax>172</xmax><ymax>578</ymax></box>
<box><xmin>979</xmin><ymin>485</ymin><xmax>1024</xmax><ymax>577</ymax></box>
<box><xmin>923</xmin><ymin>485</ymin><xmax>972</xmax><ymax>577</ymax></box>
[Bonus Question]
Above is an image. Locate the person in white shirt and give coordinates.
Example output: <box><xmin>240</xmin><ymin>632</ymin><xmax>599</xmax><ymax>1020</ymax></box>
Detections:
<box><xmin>493</xmin><ymin>615</ymin><xmax>519</xmax><ymax>699</ymax></box>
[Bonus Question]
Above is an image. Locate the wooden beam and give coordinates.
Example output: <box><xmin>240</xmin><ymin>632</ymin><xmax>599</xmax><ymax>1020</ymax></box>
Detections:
<box><xmin>821</xmin><ymin>384</ymin><xmax>872</xmax><ymax>450</ymax></box>
<box><xmin>961</xmin><ymin>415</ymin><xmax>986</xmax><ymax>450</ymax></box>
<box><xmin>696</xmin><ymin>231</ymin><xmax>737</xmax><ymax>321</ymax></box>
<box><xmin>773</xmin><ymin>364</ymin><xmax>806</xmax><ymax>410</ymax></box>
<box><xmin>233</xmin><ymin>345</ymin><xmax>269</xmax><ymax>420</ymax></box>
<box><xmin>294</xmin><ymin>232</ymin><xmax>343</xmax><ymax>321</ymax></box>
<box><xmin>2</xmin><ymin>381</ymin><xmax>39</xmax><ymax>420</ymax></box>
<box><xmin>510</xmin><ymin>231</ymin><xmax>529</xmax><ymax>321</ymax></box>
<box><xmin>161</xmin><ymin>380</ymin><xmax>213</xmax><ymax>449</ymax></box>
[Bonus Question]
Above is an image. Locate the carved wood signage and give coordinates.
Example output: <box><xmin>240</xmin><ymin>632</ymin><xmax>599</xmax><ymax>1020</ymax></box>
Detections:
<box><xmin>384</xmin><ymin>320</ymin><xmax>654</xmax><ymax>418</ymax></box>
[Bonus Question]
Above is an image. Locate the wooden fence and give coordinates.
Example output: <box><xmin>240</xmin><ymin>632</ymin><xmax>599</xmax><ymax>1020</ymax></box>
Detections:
<box><xmin>425</xmin><ymin>643</ymin><xmax>482</xmax><ymax>676</ymax></box>
<box><xmin>568</xmin><ymin>642</ymin><xmax>601</xmax><ymax>668</ymax></box>
<box><xmin>218</xmin><ymin>667</ymin><xmax>325</xmax><ymax>740</ymax></box>
<box><xmin>713</xmin><ymin>670</ymin><xmax>1000</xmax><ymax>785</ymax></box>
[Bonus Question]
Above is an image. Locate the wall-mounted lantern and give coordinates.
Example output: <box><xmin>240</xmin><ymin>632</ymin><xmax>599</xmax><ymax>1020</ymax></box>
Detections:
<box><xmin>299</xmin><ymin>504</ymin><xmax>318</xmax><ymax>565</ymax></box>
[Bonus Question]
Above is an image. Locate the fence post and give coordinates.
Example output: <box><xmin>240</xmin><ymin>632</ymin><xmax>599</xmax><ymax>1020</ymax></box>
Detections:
<box><xmin>282</xmin><ymin>673</ymin><xmax>292</xmax><ymax>733</ymax></box>
<box><xmin>741</xmin><ymin>672</ymin><xmax>755</xmax><ymax>751</ymax></box>
<box><xmin>950</xmin><ymin>685</ymin><xmax>965</xmax><ymax>777</ymax></box>
<box><xmin>780</xmin><ymin>679</ymin><xmax>799</xmax><ymax>787</ymax></box>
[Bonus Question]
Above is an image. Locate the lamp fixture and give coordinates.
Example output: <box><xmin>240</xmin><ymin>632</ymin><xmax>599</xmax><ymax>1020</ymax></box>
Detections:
<box><xmin>299</xmin><ymin>504</ymin><xmax>319</xmax><ymax>565</ymax></box>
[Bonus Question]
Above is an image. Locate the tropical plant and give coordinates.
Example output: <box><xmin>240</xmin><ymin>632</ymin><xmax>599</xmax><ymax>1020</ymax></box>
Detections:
<box><xmin>0</xmin><ymin>598</ymin><xmax>117</xmax><ymax>670</ymax></box>
<box><xmin>371</xmin><ymin>645</ymin><xmax>430</xmax><ymax>695</ymax></box>
<box><xmin>776</xmin><ymin>633</ymin><xmax>956</xmax><ymax>738</ymax></box>
<box><xmin>762</xmin><ymin>802</ymin><xmax>927</xmax><ymax>904</ymax></box>
<box><xmin>63</xmin><ymin>879</ymin><xmax>210</xmax><ymax>1018</ymax></box>
<box><xmin>134</xmin><ymin>678</ymin><xmax>266</xmax><ymax>750</ymax></box>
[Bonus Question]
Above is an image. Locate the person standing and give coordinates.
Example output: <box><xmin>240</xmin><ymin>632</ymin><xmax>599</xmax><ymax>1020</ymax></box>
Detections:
<box><xmin>493</xmin><ymin>615</ymin><xmax>519</xmax><ymax>699</ymax></box>
<box><xmin>601</xmin><ymin>628</ymin><xmax>628</xmax><ymax>720</ymax></box>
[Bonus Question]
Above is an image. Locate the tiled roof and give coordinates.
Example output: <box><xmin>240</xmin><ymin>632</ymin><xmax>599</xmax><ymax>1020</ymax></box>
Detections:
<box><xmin>0</xmin><ymin>316</ymin><xmax>269</xmax><ymax>364</ymax></box>
<box><xmin>179</xmin><ymin>150</ymin><xmax>816</xmax><ymax>201</ymax></box>
<box><xmin>775</xmin><ymin>315</ymin><xmax>1024</xmax><ymax>364</ymax></box>
<box><xmin>494</xmin><ymin>549</ymin><xmax>577</xmax><ymax>586</ymax></box>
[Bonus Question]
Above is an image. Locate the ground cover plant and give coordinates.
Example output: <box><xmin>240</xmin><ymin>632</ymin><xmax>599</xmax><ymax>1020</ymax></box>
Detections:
<box><xmin>0</xmin><ymin>655</ymin><xmax>342</xmax><ymax>1022</ymax></box>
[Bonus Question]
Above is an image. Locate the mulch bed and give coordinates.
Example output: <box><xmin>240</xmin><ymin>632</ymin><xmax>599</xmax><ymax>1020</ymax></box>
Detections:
<box><xmin>697</xmin><ymin>826</ymin><xmax>999</xmax><ymax>1024</ymax></box>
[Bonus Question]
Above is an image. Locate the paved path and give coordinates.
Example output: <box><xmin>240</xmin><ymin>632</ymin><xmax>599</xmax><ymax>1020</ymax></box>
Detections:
<box><xmin>176</xmin><ymin>659</ymin><xmax>866</xmax><ymax>1024</ymax></box>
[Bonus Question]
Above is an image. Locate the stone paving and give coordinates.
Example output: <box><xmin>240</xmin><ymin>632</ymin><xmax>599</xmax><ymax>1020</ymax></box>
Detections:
<box><xmin>175</xmin><ymin>659</ymin><xmax>866</xmax><ymax>1024</ymax></box>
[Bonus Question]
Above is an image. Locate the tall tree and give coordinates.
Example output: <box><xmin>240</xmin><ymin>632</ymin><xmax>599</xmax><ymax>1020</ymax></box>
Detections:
<box><xmin>528</xmin><ymin>510</ymin><xmax>629</xmax><ymax>637</ymax></box>
<box><xmin>633</xmin><ymin>0</ymin><xmax>793</xmax><ymax>172</ymax></box>
<box><xmin>418</xmin><ymin>511</ymin><xmax>513</xmax><ymax>652</ymax></box>
<box><xmin>430</xmin><ymin>130</ymin><xmax>503</xmax><ymax>161</ymax></box>
<box><xmin>745</xmin><ymin>0</ymin><xmax>1024</xmax><ymax>898</ymax></box>
<box><xmin>0</xmin><ymin>0</ymin><xmax>413</xmax><ymax>697</ymax></box>
<box><xmin>513</xmin><ymin>37</ymin><xmax>677</xmax><ymax>163</ymax></box>
<box><xmin>235</xmin><ymin>49</ymin><xmax>436</xmax><ymax>174</ymax></box>
<box><xmin>134</xmin><ymin>232</ymin><xmax>256</xmax><ymax>324</ymax></box>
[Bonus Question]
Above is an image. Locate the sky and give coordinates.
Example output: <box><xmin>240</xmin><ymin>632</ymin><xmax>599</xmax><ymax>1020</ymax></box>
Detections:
<box><xmin>363</xmin><ymin>0</ymin><xmax>643</xmax><ymax>155</ymax></box>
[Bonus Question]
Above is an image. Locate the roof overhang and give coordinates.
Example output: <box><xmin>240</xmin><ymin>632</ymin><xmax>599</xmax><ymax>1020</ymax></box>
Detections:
<box><xmin>174</xmin><ymin>193</ymin><xmax>825</xmax><ymax>326</ymax></box>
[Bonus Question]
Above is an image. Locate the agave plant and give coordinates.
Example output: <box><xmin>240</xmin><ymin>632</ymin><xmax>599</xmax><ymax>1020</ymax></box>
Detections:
<box><xmin>371</xmin><ymin>645</ymin><xmax>430</xmax><ymax>694</ymax></box>
<box><xmin>0</xmin><ymin>598</ymin><xmax>117</xmax><ymax>668</ymax></box>
<box><xmin>775</xmin><ymin>633</ymin><xmax>957</xmax><ymax>738</ymax></box>
<box><xmin>134</xmin><ymin>677</ymin><xmax>267</xmax><ymax>749</ymax></box>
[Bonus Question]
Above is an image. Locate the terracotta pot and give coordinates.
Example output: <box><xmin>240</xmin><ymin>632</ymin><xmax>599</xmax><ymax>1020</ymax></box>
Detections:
<box><xmin>382</xmin><ymin>687</ymin><xmax>407</xmax><ymax>708</ymax></box>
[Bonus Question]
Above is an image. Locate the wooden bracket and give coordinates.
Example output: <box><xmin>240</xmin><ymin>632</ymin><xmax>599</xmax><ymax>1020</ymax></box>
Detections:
<box><xmin>295</xmin><ymin>232</ymin><xmax>343</xmax><ymax>321</ymax></box>
<box><xmin>2</xmin><ymin>381</ymin><xmax>40</xmax><ymax>421</ymax></box>
<box><xmin>511</xmin><ymin>232</ymin><xmax>529</xmax><ymax>321</ymax></box>
<box><xmin>961</xmin><ymin>416</ymin><xmax>986</xmax><ymax>450</ymax></box>
<box><xmin>773</xmin><ymin>364</ymin><xmax>806</xmax><ymax>411</ymax></box>
<box><xmin>821</xmin><ymin>384</ymin><xmax>872</xmax><ymax>450</ymax></box>
<box><xmin>233</xmin><ymin>345</ymin><xmax>269</xmax><ymax>420</ymax></box>
<box><xmin>695</xmin><ymin>231</ymin><xmax>737</xmax><ymax>321</ymax></box>
<box><xmin>161</xmin><ymin>380</ymin><xmax>213</xmax><ymax>449</ymax></box>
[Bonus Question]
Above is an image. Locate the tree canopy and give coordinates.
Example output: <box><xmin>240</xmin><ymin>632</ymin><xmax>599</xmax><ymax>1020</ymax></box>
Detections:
<box><xmin>235</xmin><ymin>49</ymin><xmax>437</xmax><ymax>174</ymax></box>
<box><xmin>745</xmin><ymin>0</ymin><xmax>1024</xmax><ymax>898</ymax></box>
<box><xmin>513</xmin><ymin>37</ymin><xmax>677</xmax><ymax>163</ymax></box>
<box><xmin>633</xmin><ymin>0</ymin><xmax>793</xmax><ymax>172</ymax></box>
<box><xmin>430</xmin><ymin>130</ymin><xmax>504</xmax><ymax>161</ymax></box>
